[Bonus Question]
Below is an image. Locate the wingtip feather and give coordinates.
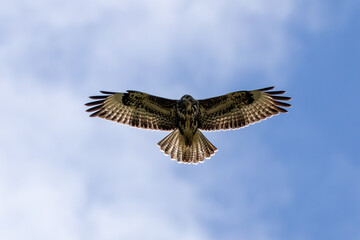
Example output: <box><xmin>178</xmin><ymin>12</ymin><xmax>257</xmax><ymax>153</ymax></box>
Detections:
<box><xmin>89</xmin><ymin>110</ymin><xmax>102</xmax><ymax>117</ymax></box>
<box><xmin>272</xmin><ymin>100</ymin><xmax>291</xmax><ymax>107</ymax></box>
<box><xmin>84</xmin><ymin>100</ymin><xmax>105</xmax><ymax>106</ymax></box>
<box><xmin>100</xmin><ymin>90</ymin><xmax>116</xmax><ymax>95</ymax></box>
<box><xmin>266</xmin><ymin>90</ymin><xmax>286</xmax><ymax>95</ymax></box>
<box><xmin>270</xmin><ymin>95</ymin><xmax>291</xmax><ymax>101</ymax></box>
<box><xmin>86</xmin><ymin>105</ymin><xmax>103</xmax><ymax>112</ymax></box>
<box><xmin>258</xmin><ymin>86</ymin><xmax>275</xmax><ymax>91</ymax></box>
<box><xmin>274</xmin><ymin>106</ymin><xmax>288</xmax><ymax>113</ymax></box>
<box><xmin>89</xmin><ymin>95</ymin><xmax>108</xmax><ymax>100</ymax></box>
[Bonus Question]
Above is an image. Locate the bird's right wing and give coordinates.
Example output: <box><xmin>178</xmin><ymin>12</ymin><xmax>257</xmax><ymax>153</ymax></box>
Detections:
<box><xmin>198</xmin><ymin>86</ymin><xmax>291</xmax><ymax>131</ymax></box>
<box><xmin>85</xmin><ymin>91</ymin><xmax>177</xmax><ymax>131</ymax></box>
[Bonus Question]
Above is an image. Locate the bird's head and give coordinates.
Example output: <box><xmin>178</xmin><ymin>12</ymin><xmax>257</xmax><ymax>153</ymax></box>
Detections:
<box><xmin>180</xmin><ymin>95</ymin><xmax>195</xmax><ymax>110</ymax></box>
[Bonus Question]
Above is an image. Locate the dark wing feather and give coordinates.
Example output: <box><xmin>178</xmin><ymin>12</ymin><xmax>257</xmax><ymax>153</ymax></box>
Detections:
<box><xmin>198</xmin><ymin>86</ymin><xmax>291</xmax><ymax>131</ymax></box>
<box><xmin>85</xmin><ymin>91</ymin><xmax>177</xmax><ymax>130</ymax></box>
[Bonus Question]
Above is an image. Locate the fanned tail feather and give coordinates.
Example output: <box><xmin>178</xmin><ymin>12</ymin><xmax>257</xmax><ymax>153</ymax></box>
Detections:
<box><xmin>158</xmin><ymin>129</ymin><xmax>217</xmax><ymax>164</ymax></box>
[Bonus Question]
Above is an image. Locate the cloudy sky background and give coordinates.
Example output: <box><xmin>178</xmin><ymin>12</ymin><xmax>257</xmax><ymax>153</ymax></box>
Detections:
<box><xmin>1</xmin><ymin>0</ymin><xmax>359</xmax><ymax>239</ymax></box>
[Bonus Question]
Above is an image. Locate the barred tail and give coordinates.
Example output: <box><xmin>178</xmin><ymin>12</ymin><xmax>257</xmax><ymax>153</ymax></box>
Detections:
<box><xmin>157</xmin><ymin>129</ymin><xmax>217</xmax><ymax>164</ymax></box>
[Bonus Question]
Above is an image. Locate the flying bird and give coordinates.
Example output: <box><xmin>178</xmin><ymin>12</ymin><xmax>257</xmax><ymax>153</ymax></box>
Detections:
<box><xmin>85</xmin><ymin>86</ymin><xmax>291</xmax><ymax>164</ymax></box>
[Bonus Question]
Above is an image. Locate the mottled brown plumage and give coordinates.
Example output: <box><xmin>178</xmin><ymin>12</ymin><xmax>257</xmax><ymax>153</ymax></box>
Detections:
<box><xmin>85</xmin><ymin>86</ymin><xmax>291</xmax><ymax>164</ymax></box>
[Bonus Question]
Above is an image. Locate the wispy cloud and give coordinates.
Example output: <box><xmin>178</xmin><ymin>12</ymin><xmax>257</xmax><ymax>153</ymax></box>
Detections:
<box><xmin>0</xmin><ymin>0</ymin><xmax>332</xmax><ymax>239</ymax></box>
<box><xmin>0</xmin><ymin>0</ymin><xmax>323</xmax><ymax>92</ymax></box>
<box><xmin>0</xmin><ymin>77</ymin><xmax>211</xmax><ymax>239</ymax></box>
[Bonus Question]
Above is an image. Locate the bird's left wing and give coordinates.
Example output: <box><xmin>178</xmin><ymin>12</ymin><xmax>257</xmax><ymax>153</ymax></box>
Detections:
<box><xmin>85</xmin><ymin>91</ymin><xmax>177</xmax><ymax>130</ymax></box>
<box><xmin>198</xmin><ymin>86</ymin><xmax>291</xmax><ymax>131</ymax></box>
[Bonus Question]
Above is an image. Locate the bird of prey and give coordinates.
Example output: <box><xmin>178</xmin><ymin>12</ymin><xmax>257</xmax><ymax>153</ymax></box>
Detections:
<box><xmin>85</xmin><ymin>86</ymin><xmax>291</xmax><ymax>164</ymax></box>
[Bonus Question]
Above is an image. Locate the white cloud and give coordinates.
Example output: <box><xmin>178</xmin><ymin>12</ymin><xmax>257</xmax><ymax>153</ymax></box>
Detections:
<box><xmin>0</xmin><ymin>77</ymin><xmax>291</xmax><ymax>240</ymax></box>
<box><xmin>0</xmin><ymin>0</ymin><xmax>328</xmax><ymax>239</ymax></box>
<box><xmin>0</xmin><ymin>0</ymin><xmax>324</xmax><ymax>93</ymax></box>
<box><xmin>0</xmin><ymin>77</ymin><xmax>211</xmax><ymax>240</ymax></box>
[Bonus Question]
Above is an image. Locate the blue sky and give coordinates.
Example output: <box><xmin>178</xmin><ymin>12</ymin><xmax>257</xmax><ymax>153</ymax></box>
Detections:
<box><xmin>0</xmin><ymin>0</ymin><xmax>359</xmax><ymax>239</ymax></box>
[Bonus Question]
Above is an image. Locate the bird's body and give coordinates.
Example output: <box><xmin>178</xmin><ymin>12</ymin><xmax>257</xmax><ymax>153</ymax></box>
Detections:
<box><xmin>85</xmin><ymin>86</ymin><xmax>291</xmax><ymax>164</ymax></box>
<box><xmin>176</xmin><ymin>95</ymin><xmax>200</xmax><ymax>145</ymax></box>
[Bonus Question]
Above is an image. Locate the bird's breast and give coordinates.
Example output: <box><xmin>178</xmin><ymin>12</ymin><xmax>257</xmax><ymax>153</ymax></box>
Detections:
<box><xmin>176</xmin><ymin>102</ymin><xmax>200</xmax><ymax>144</ymax></box>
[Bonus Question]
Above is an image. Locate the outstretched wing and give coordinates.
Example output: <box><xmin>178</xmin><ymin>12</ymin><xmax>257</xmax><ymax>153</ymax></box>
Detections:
<box><xmin>85</xmin><ymin>90</ymin><xmax>177</xmax><ymax>130</ymax></box>
<box><xmin>198</xmin><ymin>86</ymin><xmax>291</xmax><ymax>131</ymax></box>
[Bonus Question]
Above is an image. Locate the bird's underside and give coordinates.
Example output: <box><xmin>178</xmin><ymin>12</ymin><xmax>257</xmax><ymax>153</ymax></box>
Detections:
<box><xmin>85</xmin><ymin>86</ymin><xmax>291</xmax><ymax>164</ymax></box>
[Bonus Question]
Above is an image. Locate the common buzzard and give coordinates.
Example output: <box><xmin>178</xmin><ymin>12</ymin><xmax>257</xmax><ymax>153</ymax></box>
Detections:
<box><xmin>85</xmin><ymin>86</ymin><xmax>291</xmax><ymax>164</ymax></box>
